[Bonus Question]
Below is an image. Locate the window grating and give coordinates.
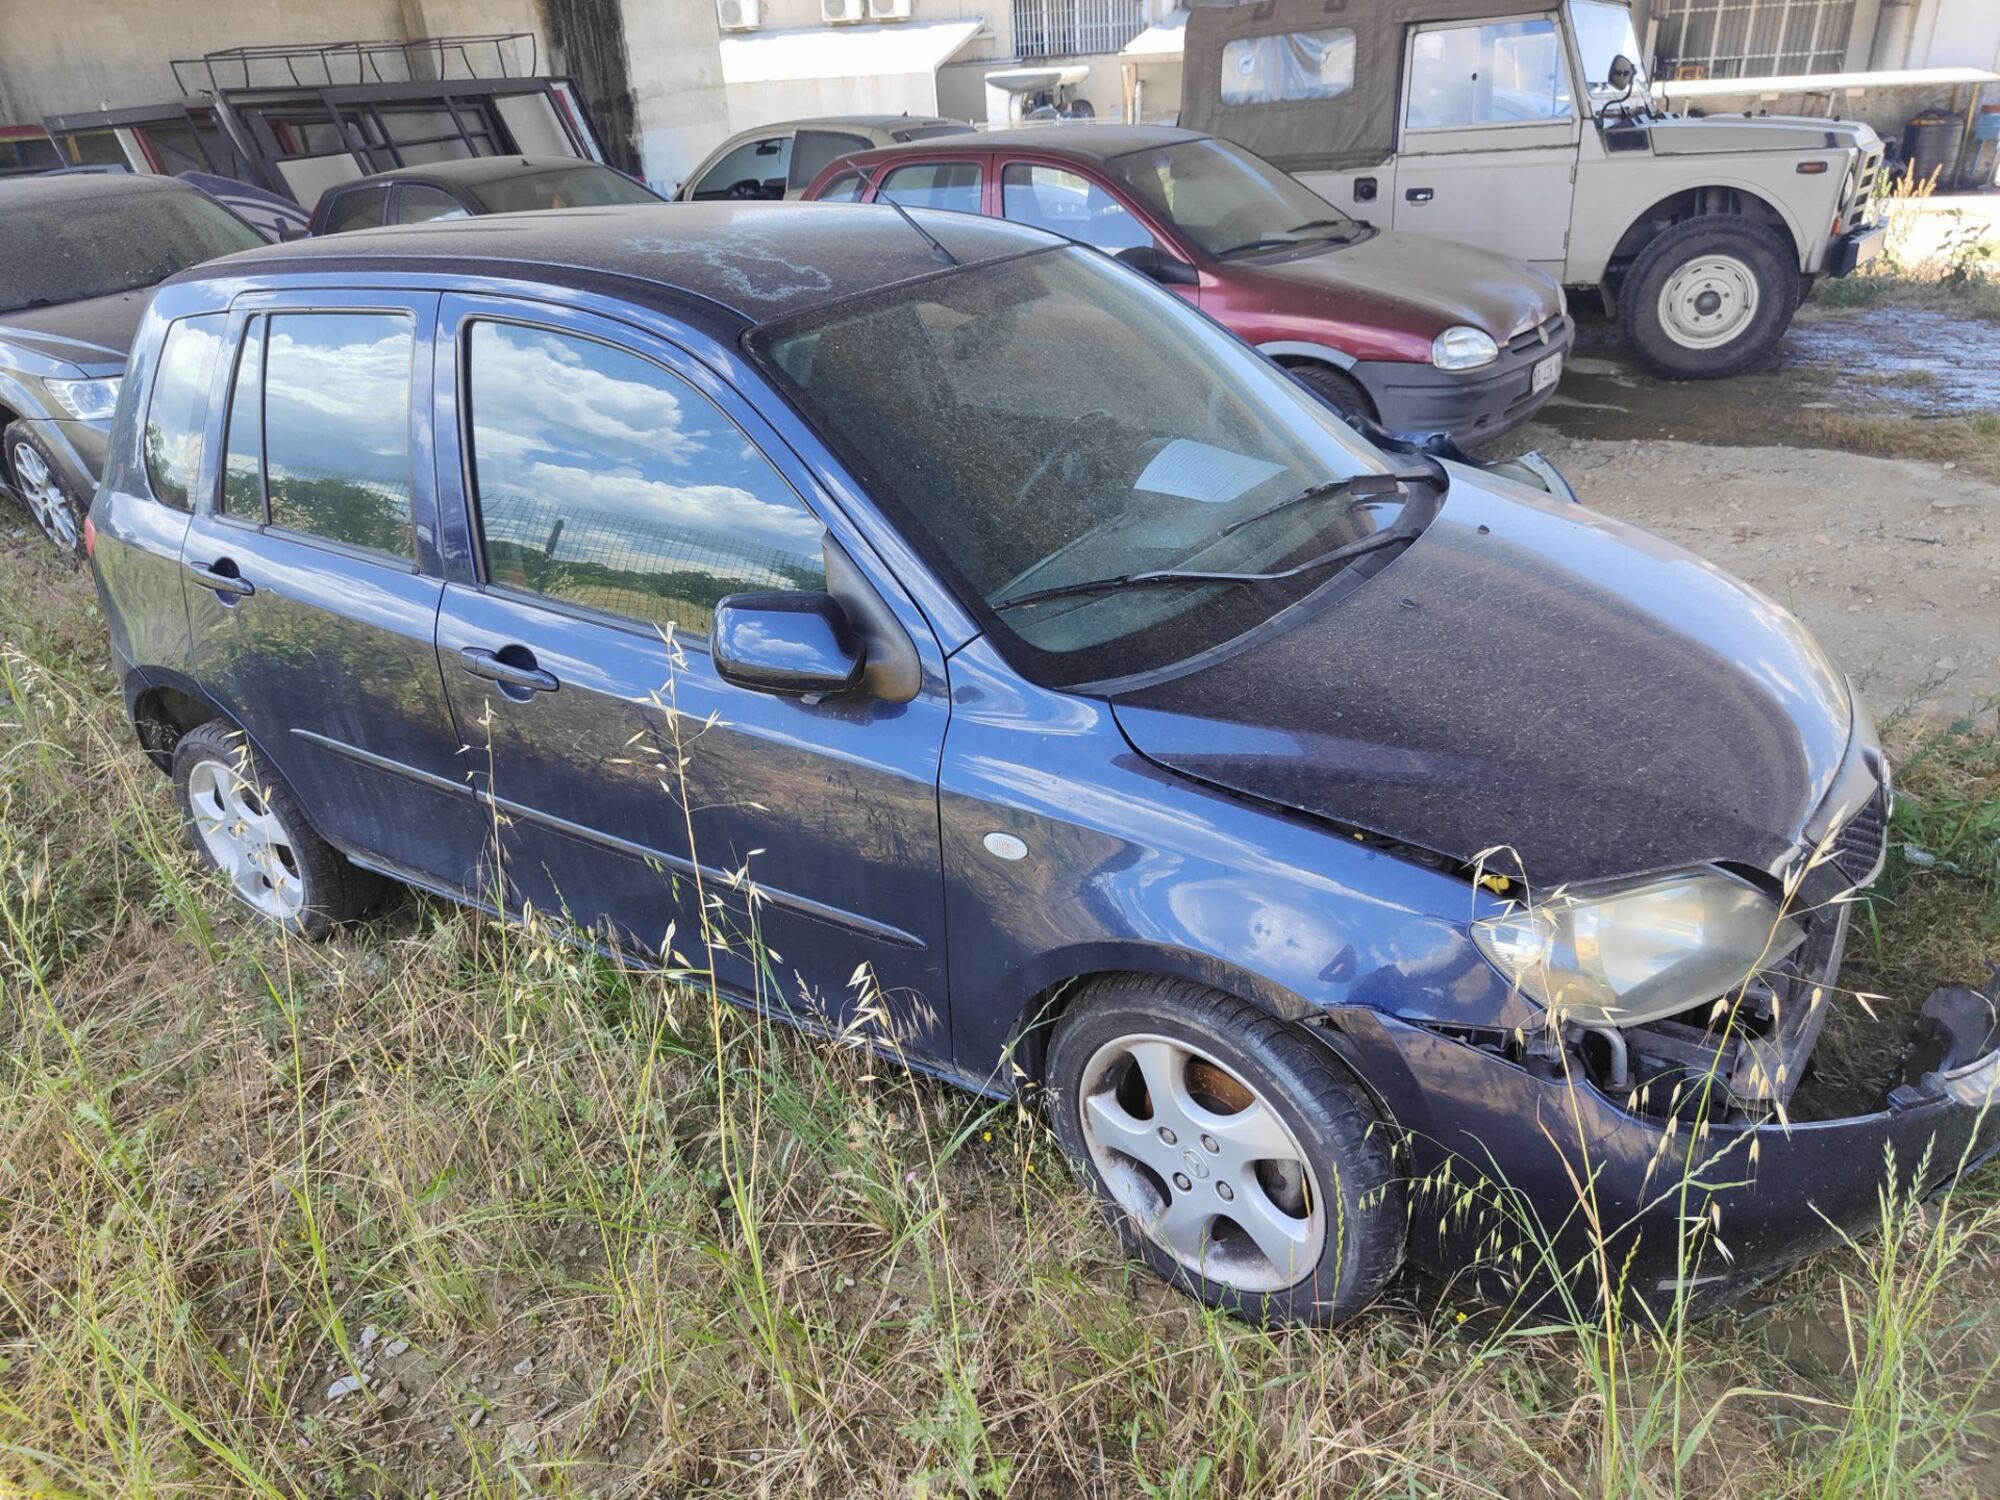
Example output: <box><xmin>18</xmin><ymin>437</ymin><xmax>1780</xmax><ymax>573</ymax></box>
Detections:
<box><xmin>1653</xmin><ymin>0</ymin><xmax>1858</xmax><ymax>79</ymax></box>
<box><xmin>1013</xmin><ymin>0</ymin><xmax>1146</xmax><ymax>59</ymax></box>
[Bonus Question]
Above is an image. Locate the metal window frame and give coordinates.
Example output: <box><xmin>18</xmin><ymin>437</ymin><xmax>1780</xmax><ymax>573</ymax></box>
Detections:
<box><xmin>1012</xmin><ymin>0</ymin><xmax>1148</xmax><ymax>60</ymax></box>
<box><xmin>1652</xmin><ymin>0</ymin><xmax>1858</xmax><ymax>80</ymax></box>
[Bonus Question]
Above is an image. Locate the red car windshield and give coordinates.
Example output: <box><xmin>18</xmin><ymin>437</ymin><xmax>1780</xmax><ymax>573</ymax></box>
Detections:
<box><xmin>1102</xmin><ymin>138</ymin><xmax>1358</xmax><ymax>260</ymax></box>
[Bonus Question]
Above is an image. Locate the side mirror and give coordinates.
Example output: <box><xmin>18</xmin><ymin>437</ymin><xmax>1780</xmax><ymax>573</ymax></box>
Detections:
<box><xmin>1607</xmin><ymin>54</ymin><xmax>1637</xmax><ymax>91</ymax></box>
<box><xmin>1114</xmin><ymin>243</ymin><xmax>1199</xmax><ymax>287</ymax></box>
<box><xmin>279</xmin><ymin>224</ymin><xmax>310</xmax><ymax>242</ymax></box>
<box><xmin>710</xmin><ymin>591</ymin><xmax>865</xmax><ymax>700</ymax></box>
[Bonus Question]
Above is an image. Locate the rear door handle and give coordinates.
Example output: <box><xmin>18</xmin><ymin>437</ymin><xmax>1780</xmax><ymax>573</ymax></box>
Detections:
<box><xmin>1405</xmin><ymin>187</ymin><xmax>1434</xmax><ymax>203</ymax></box>
<box><xmin>187</xmin><ymin>559</ymin><xmax>254</xmax><ymax>597</ymax></box>
<box><xmin>458</xmin><ymin>645</ymin><xmax>559</xmax><ymax>694</ymax></box>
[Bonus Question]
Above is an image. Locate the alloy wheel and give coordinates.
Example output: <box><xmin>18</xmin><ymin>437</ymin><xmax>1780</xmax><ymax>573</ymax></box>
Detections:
<box><xmin>9</xmin><ymin>440</ymin><xmax>79</xmax><ymax>553</ymax></box>
<box><xmin>1656</xmin><ymin>253</ymin><xmax>1761</xmax><ymax>351</ymax></box>
<box><xmin>1077</xmin><ymin>1032</ymin><xmax>1324</xmax><ymax>1292</ymax></box>
<box><xmin>186</xmin><ymin>754</ymin><xmax>307</xmax><ymax>923</ymax></box>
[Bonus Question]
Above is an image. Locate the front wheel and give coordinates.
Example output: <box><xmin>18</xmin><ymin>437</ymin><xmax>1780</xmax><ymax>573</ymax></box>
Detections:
<box><xmin>1290</xmin><ymin>365</ymin><xmax>1377</xmax><ymax>431</ymax></box>
<box><xmin>1047</xmin><ymin>976</ymin><xmax>1404</xmax><ymax>1326</ymax></box>
<box><xmin>4</xmin><ymin>423</ymin><xmax>84</xmax><ymax>561</ymax></box>
<box><xmin>1618</xmin><ymin>217</ymin><xmax>1801</xmax><ymax>380</ymax></box>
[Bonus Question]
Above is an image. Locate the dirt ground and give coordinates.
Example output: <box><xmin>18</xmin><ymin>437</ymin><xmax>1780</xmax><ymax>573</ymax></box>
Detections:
<box><xmin>1499</xmin><ymin>301</ymin><xmax>2000</xmax><ymax>719</ymax></box>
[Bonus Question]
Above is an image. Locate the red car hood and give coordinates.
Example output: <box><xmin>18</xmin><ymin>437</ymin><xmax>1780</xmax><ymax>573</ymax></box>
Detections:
<box><xmin>1224</xmin><ymin>228</ymin><xmax>1562</xmax><ymax>344</ymax></box>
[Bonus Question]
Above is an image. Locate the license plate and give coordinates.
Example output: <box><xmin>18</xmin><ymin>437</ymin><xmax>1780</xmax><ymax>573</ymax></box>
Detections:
<box><xmin>1532</xmin><ymin>352</ymin><xmax>1562</xmax><ymax>394</ymax></box>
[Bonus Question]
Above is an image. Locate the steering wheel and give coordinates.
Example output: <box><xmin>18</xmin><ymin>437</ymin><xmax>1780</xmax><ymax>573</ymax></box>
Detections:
<box><xmin>725</xmin><ymin>179</ymin><xmax>767</xmax><ymax>200</ymax></box>
<box><xmin>1016</xmin><ymin>408</ymin><xmax>1123</xmax><ymax>511</ymax></box>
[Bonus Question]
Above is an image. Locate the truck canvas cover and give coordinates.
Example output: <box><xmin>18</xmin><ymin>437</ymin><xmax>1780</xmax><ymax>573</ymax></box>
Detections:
<box><xmin>1181</xmin><ymin>0</ymin><xmax>1574</xmax><ymax>172</ymax></box>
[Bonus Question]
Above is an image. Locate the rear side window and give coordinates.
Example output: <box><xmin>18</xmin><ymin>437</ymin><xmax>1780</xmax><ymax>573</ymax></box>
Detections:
<box><xmin>322</xmin><ymin>186</ymin><xmax>388</xmax><ymax>233</ymax></box>
<box><xmin>789</xmin><ymin>129</ymin><xmax>869</xmax><ymax>190</ymax></box>
<box><xmin>1221</xmin><ymin>29</ymin><xmax>1357</xmax><ymax>105</ymax></box>
<box><xmin>142</xmin><ymin>314</ymin><xmax>226</xmax><ymax>510</ymax></box>
<box><xmin>393</xmin><ymin>184</ymin><xmax>469</xmax><ymax>224</ymax></box>
<box><xmin>258</xmin><ymin>312</ymin><xmax>417</xmax><ymax>558</ymax></box>
<box><xmin>878</xmin><ymin>161</ymin><xmax>982</xmax><ymax>215</ymax></box>
<box><xmin>465</xmin><ymin>320</ymin><xmax>825</xmax><ymax>635</ymax></box>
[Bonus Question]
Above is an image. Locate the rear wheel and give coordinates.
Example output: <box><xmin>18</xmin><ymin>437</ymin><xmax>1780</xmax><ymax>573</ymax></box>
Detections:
<box><xmin>1047</xmin><ymin>976</ymin><xmax>1403</xmax><ymax>1326</ymax></box>
<box><xmin>1619</xmin><ymin>217</ymin><xmax>1801</xmax><ymax>379</ymax></box>
<box><xmin>4</xmin><ymin>422</ymin><xmax>84</xmax><ymax>561</ymax></box>
<box><xmin>1290</xmin><ymin>365</ymin><xmax>1376</xmax><ymax>430</ymax></box>
<box><xmin>172</xmin><ymin>721</ymin><xmax>382</xmax><ymax>939</ymax></box>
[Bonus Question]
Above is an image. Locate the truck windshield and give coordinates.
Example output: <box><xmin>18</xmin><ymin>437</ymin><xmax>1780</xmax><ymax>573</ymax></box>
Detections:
<box><xmin>1570</xmin><ymin>1</ymin><xmax>1648</xmax><ymax>100</ymax></box>
<box><xmin>1101</xmin><ymin>137</ymin><xmax>1358</xmax><ymax>260</ymax></box>
<box><xmin>751</xmin><ymin>245</ymin><xmax>1413</xmax><ymax>690</ymax></box>
<box><xmin>0</xmin><ymin>186</ymin><xmax>263</xmax><ymax>313</ymax></box>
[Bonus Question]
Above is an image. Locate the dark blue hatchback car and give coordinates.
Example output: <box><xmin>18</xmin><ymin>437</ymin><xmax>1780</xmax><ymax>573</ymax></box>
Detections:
<box><xmin>89</xmin><ymin>204</ymin><xmax>2000</xmax><ymax>1325</ymax></box>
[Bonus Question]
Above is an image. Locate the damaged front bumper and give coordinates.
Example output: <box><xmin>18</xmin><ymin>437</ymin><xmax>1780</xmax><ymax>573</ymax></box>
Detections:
<box><xmin>1323</xmin><ymin>975</ymin><xmax>2000</xmax><ymax>1314</ymax></box>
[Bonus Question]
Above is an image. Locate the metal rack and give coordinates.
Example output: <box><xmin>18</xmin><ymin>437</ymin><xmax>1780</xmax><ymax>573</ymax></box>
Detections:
<box><xmin>170</xmin><ymin>34</ymin><xmax>540</xmax><ymax>96</ymax></box>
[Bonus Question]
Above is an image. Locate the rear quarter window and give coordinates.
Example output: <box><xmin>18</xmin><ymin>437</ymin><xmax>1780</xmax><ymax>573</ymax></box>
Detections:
<box><xmin>142</xmin><ymin>314</ymin><xmax>227</xmax><ymax>510</ymax></box>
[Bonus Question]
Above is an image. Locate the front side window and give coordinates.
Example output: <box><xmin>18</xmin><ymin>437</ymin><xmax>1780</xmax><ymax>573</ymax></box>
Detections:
<box><xmin>143</xmin><ymin>314</ymin><xmax>226</xmax><ymax>511</ymax></box>
<box><xmin>1220</xmin><ymin>29</ymin><xmax>1357</xmax><ymax>105</ymax></box>
<box><xmin>323</xmin><ymin>187</ymin><xmax>389</xmax><ymax>234</ymax></box>
<box><xmin>692</xmin><ymin>136</ymin><xmax>792</xmax><ymax>200</ymax></box>
<box><xmin>1407</xmin><ymin>19</ymin><xmax>1573</xmax><ymax>129</ymax></box>
<box><xmin>465</xmin><ymin>321</ymin><xmax>825</xmax><ymax>635</ymax></box>
<box><xmin>261</xmin><ymin>312</ymin><xmax>416</xmax><ymax>559</ymax></box>
<box><xmin>753</xmin><ymin>247</ymin><xmax>1399</xmax><ymax>689</ymax></box>
<box><xmin>789</xmin><ymin>130</ymin><xmax>870</xmax><ymax>191</ymax></box>
<box><xmin>220</xmin><ymin>318</ymin><xmax>265</xmax><ymax>517</ymax></box>
<box><xmin>815</xmin><ymin>170</ymin><xmax>868</xmax><ymax>204</ymax></box>
<box><xmin>1570</xmin><ymin>0</ymin><xmax>1648</xmax><ymax>100</ymax></box>
<box><xmin>878</xmin><ymin>162</ymin><xmax>982</xmax><ymax>215</ymax></box>
<box><xmin>468</xmin><ymin>165</ymin><xmax>659</xmax><ymax>213</ymax></box>
<box><xmin>1002</xmin><ymin>164</ymin><xmax>1155</xmax><ymax>254</ymax></box>
<box><xmin>1103</xmin><ymin>137</ymin><xmax>1355</xmax><ymax>260</ymax></box>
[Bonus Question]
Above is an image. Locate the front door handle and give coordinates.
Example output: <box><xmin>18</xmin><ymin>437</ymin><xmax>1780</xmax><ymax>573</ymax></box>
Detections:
<box><xmin>187</xmin><ymin>559</ymin><xmax>255</xmax><ymax>598</ymax></box>
<box><xmin>458</xmin><ymin>645</ymin><xmax>559</xmax><ymax>695</ymax></box>
<box><xmin>1405</xmin><ymin>187</ymin><xmax>1434</xmax><ymax>203</ymax></box>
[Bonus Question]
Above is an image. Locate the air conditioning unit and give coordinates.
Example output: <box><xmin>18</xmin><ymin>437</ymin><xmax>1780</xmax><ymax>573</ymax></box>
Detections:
<box><xmin>868</xmin><ymin>0</ymin><xmax>915</xmax><ymax>19</ymax></box>
<box><xmin>716</xmin><ymin>0</ymin><xmax>763</xmax><ymax>29</ymax></box>
<box><xmin>822</xmin><ymin>0</ymin><xmax>867</xmax><ymax>23</ymax></box>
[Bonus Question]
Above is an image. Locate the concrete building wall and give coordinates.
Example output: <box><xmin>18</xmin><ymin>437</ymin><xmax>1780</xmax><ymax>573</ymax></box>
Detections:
<box><xmin>622</xmin><ymin>0</ymin><xmax>725</xmax><ymax>194</ymax></box>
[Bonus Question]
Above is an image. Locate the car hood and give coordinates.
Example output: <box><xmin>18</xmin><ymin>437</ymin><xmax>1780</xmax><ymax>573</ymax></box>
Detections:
<box><xmin>0</xmin><ymin>290</ymin><xmax>146</xmax><ymax>379</ymax></box>
<box><xmin>1227</xmin><ymin>228</ymin><xmax>1561</xmax><ymax>342</ymax></box>
<box><xmin>1644</xmin><ymin>114</ymin><xmax>1882</xmax><ymax>156</ymax></box>
<box><xmin>1109</xmin><ymin>470</ymin><xmax>1854</xmax><ymax>888</ymax></box>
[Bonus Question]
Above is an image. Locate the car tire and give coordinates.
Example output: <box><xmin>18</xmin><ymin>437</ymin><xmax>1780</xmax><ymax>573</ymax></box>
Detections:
<box><xmin>1290</xmin><ymin>365</ymin><xmax>1377</xmax><ymax>430</ymax></box>
<box><xmin>1619</xmin><ymin>216</ymin><xmax>1801</xmax><ymax>380</ymax></box>
<box><xmin>3</xmin><ymin>421</ymin><xmax>85</xmax><ymax>562</ymax></box>
<box><xmin>1046</xmin><ymin>975</ymin><xmax>1404</xmax><ymax>1326</ymax></box>
<box><xmin>172</xmin><ymin>720</ymin><xmax>383</xmax><ymax>939</ymax></box>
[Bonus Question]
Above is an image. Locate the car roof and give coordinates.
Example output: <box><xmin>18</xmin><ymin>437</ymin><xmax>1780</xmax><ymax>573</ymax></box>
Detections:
<box><xmin>0</xmin><ymin>172</ymin><xmax>202</xmax><ymax>206</ymax></box>
<box><xmin>333</xmin><ymin>156</ymin><xmax>621</xmax><ymax>191</ymax></box>
<box><xmin>845</xmin><ymin>124</ymin><xmax>1209</xmax><ymax>168</ymax></box>
<box><xmin>732</xmin><ymin>116</ymin><xmax>967</xmax><ymax>136</ymax></box>
<box><xmin>183</xmin><ymin>200</ymin><xmax>1059</xmax><ymax>333</ymax></box>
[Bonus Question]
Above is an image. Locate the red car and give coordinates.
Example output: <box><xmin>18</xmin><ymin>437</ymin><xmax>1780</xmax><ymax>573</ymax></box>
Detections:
<box><xmin>804</xmin><ymin>126</ymin><xmax>1572</xmax><ymax>447</ymax></box>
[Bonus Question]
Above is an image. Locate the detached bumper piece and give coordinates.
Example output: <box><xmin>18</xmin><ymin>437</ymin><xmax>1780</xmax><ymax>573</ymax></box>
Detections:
<box><xmin>1353</xmin><ymin>315</ymin><xmax>1575</xmax><ymax>449</ymax></box>
<box><xmin>1330</xmin><ymin>970</ymin><xmax>2000</xmax><ymax>1317</ymax></box>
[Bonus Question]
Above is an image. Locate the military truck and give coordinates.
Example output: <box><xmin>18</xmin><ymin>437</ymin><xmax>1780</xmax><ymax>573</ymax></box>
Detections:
<box><xmin>1180</xmin><ymin>0</ymin><xmax>1887</xmax><ymax>379</ymax></box>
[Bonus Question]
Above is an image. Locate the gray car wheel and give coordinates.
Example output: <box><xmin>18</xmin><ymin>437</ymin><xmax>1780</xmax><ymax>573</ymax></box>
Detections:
<box><xmin>4</xmin><ymin>423</ymin><xmax>84</xmax><ymax>561</ymax></box>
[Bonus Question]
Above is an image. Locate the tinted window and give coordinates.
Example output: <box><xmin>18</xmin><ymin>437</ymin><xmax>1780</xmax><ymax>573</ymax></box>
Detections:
<box><xmin>1220</xmin><ymin>29</ymin><xmax>1357</xmax><ymax>104</ymax></box>
<box><xmin>1408</xmin><ymin>19</ymin><xmax>1573</xmax><ymax>128</ymax></box>
<box><xmin>469</xmin><ymin>165</ymin><xmax>660</xmax><ymax>213</ymax></box>
<box><xmin>323</xmin><ymin>187</ymin><xmax>388</xmax><ymax>233</ymax></box>
<box><xmin>1002</xmin><ymin>164</ymin><xmax>1154</xmax><ymax>253</ymax></box>
<box><xmin>692</xmin><ymin>136</ymin><xmax>792</xmax><ymax>200</ymax></box>
<box><xmin>263</xmin><ymin>313</ymin><xmax>416</xmax><ymax>558</ymax></box>
<box><xmin>466</xmin><ymin>321</ymin><xmax>825</xmax><ymax>634</ymax></box>
<box><xmin>878</xmin><ymin>161</ymin><xmax>982</xmax><ymax>214</ymax></box>
<box><xmin>0</xmin><ymin>188</ymin><xmax>263</xmax><ymax>313</ymax></box>
<box><xmin>815</xmin><ymin>170</ymin><xmax>868</xmax><ymax>203</ymax></box>
<box><xmin>220</xmin><ymin>318</ymin><xmax>264</xmax><ymax>517</ymax></box>
<box><xmin>143</xmin><ymin>314</ymin><xmax>226</xmax><ymax>511</ymax></box>
<box><xmin>790</xmin><ymin>130</ymin><xmax>870</xmax><ymax>190</ymax></box>
<box><xmin>393</xmin><ymin>184</ymin><xmax>470</xmax><ymax>224</ymax></box>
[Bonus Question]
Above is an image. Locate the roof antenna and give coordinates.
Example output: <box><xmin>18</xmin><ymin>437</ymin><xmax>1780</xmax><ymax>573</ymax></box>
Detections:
<box><xmin>881</xmin><ymin>194</ymin><xmax>957</xmax><ymax>266</ymax></box>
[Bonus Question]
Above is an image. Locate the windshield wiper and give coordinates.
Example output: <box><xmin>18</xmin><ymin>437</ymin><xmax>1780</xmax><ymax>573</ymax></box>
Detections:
<box><xmin>1217</xmin><ymin>466</ymin><xmax>1437</xmax><ymax>539</ymax></box>
<box><xmin>992</xmin><ymin>521</ymin><xmax>1423</xmax><ymax>615</ymax></box>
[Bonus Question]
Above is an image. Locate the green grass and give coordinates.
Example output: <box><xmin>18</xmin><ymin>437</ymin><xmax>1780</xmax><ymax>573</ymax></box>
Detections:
<box><xmin>0</xmin><ymin>534</ymin><xmax>1997</xmax><ymax>1497</ymax></box>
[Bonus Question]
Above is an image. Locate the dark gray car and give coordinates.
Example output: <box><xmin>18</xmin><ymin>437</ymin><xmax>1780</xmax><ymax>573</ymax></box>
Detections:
<box><xmin>0</xmin><ymin>174</ymin><xmax>263</xmax><ymax>557</ymax></box>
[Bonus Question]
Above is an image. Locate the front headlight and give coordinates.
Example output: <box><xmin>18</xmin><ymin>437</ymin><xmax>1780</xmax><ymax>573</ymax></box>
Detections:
<box><xmin>1556</xmin><ymin>284</ymin><xmax>1568</xmax><ymax>319</ymax></box>
<box><xmin>1431</xmin><ymin>326</ymin><xmax>1499</xmax><ymax>370</ymax></box>
<box><xmin>45</xmin><ymin>377</ymin><xmax>122</xmax><ymax>422</ymax></box>
<box><xmin>1472</xmin><ymin>870</ymin><xmax>1806</xmax><ymax>1028</ymax></box>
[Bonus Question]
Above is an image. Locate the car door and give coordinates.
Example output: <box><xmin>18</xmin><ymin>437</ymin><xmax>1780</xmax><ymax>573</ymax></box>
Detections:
<box><xmin>1390</xmin><ymin>13</ymin><xmax>1580</xmax><ymax>271</ymax></box>
<box><xmin>429</xmin><ymin>295</ymin><xmax>953</xmax><ymax>1056</ymax></box>
<box><xmin>181</xmin><ymin>290</ymin><xmax>496</xmax><ymax>889</ymax></box>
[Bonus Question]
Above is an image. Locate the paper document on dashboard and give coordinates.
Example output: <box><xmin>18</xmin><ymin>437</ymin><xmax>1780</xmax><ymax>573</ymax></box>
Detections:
<box><xmin>1135</xmin><ymin>439</ymin><xmax>1287</xmax><ymax>504</ymax></box>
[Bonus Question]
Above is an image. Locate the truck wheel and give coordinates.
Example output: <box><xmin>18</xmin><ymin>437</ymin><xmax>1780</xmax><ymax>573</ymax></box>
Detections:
<box><xmin>3</xmin><ymin>422</ymin><xmax>84</xmax><ymax>562</ymax></box>
<box><xmin>172</xmin><ymin>721</ymin><xmax>383</xmax><ymax>939</ymax></box>
<box><xmin>1290</xmin><ymin>366</ymin><xmax>1376</xmax><ymax>430</ymax></box>
<box><xmin>1046</xmin><ymin>975</ymin><xmax>1404</xmax><ymax>1326</ymax></box>
<box><xmin>1619</xmin><ymin>217</ymin><xmax>1800</xmax><ymax>379</ymax></box>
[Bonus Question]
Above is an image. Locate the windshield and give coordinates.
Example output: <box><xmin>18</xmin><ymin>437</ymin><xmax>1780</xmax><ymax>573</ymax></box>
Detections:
<box><xmin>469</xmin><ymin>165</ymin><xmax>659</xmax><ymax>214</ymax></box>
<box><xmin>752</xmin><ymin>246</ymin><xmax>1408</xmax><ymax>689</ymax></box>
<box><xmin>1101</xmin><ymin>138</ymin><xmax>1357</xmax><ymax>260</ymax></box>
<box><xmin>0</xmin><ymin>187</ymin><xmax>263</xmax><ymax>313</ymax></box>
<box><xmin>1570</xmin><ymin>0</ymin><xmax>1648</xmax><ymax>100</ymax></box>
